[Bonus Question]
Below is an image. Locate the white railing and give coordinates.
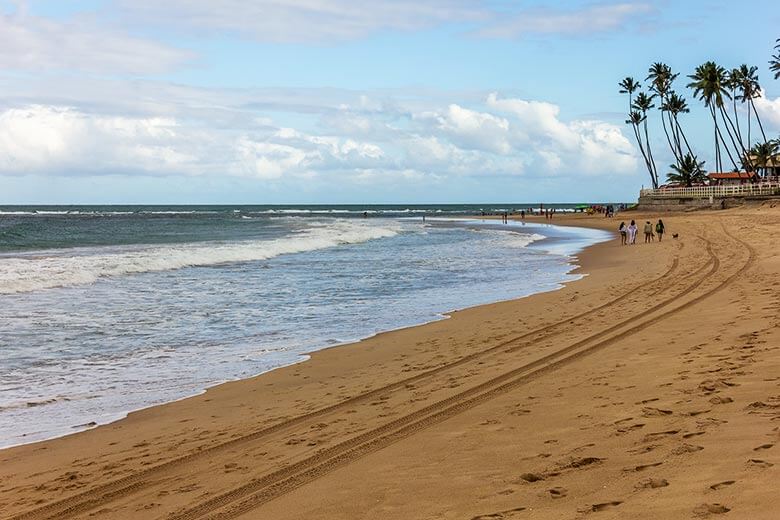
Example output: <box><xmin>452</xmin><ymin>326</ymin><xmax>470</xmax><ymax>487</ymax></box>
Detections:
<box><xmin>640</xmin><ymin>182</ymin><xmax>780</xmax><ymax>199</ymax></box>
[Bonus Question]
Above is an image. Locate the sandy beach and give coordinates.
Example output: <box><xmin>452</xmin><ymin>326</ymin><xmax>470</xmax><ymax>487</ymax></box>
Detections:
<box><xmin>2</xmin><ymin>206</ymin><xmax>779</xmax><ymax>520</ymax></box>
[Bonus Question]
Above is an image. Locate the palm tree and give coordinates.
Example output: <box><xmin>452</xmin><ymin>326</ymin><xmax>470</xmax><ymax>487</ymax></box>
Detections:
<box><xmin>647</xmin><ymin>63</ymin><xmax>681</xmax><ymax>164</ymax></box>
<box><xmin>724</xmin><ymin>68</ymin><xmax>757</xmax><ymax>172</ymax></box>
<box><xmin>726</xmin><ymin>68</ymin><xmax>745</xmax><ymax>149</ymax></box>
<box><xmin>625</xmin><ymin>111</ymin><xmax>656</xmax><ymax>188</ymax></box>
<box><xmin>733</xmin><ymin>64</ymin><xmax>767</xmax><ymax>148</ymax></box>
<box><xmin>620</xmin><ymin>77</ymin><xmax>657</xmax><ymax>188</ymax></box>
<box><xmin>667</xmin><ymin>154</ymin><xmax>707</xmax><ymax>187</ymax></box>
<box><xmin>619</xmin><ymin>77</ymin><xmax>641</xmax><ymax>109</ymax></box>
<box><xmin>770</xmin><ymin>39</ymin><xmax>780</xmax><ymax>80</ymax></box>
<box><xmin>664</xmin><ymin>92</ymin><xmax>694</xmax><ymax>159</ymax></box>
<box><xmin>687</xmin><ymin>61</ymin><xmax>738</xmax><ymax>172</ymax></box>
<box><xmin>750</xmin><ymin>140</ymin><xmax>780</xmax><ymax>178</ymax></box>
<box><xmin>632</xmin><ymin>91</ymin><xmax>659</xmax><ymax>188</ymax></box>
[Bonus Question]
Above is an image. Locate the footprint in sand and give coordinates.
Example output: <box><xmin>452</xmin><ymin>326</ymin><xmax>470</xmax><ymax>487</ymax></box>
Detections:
<box><xmin>519</xmin><ymin>473</ymin><xmax>545</xmax><ymax>483</ymax></box>
<box><xmin>627</xmin><ymin>444</ymin><xmax>660</xmax><ymax>454</ymax></box>
<box><xmin>636</xmin><ymin>478</ymin><xmax>669</xmax><ymax>489</ymax></box>
<box><xmin>671</xmin><ymin>444</ymin><xmax>704</xmax><ymax>455</ymax></box>
<box><xmin>753</xmin><ymin>443</ymin><xmax>773</xmax><ymax>451</ymax></box>
<box><xmin>548</xmin><ymin>487</ymin><xmax>567</xmax><ymax>499</ymax></box>
<box><xmin>563</xmin><ymin>457</ymin><xmax>604</xmax><ymax>469</ymax></box>
<box><xmin>643</xmin><ymin>429</ymin><xmax>680</xmax><ymax>441</ymax></box>
<box><xmin>642</xmin><ymin>407</ymin><xmax>673</xmax><ymax>417</ymax></box>
<box><xmin>709</xmin><ymin>480</ymin><xmax>735</xmax><ymax>490</ymax></box>
<box><xmin>616</xmin><ymin>423</ymin><xmax>645</xmax><ymax>434</ymax></box>
<box><xmin>591</xmin><ymin>501</ymin><xmax>623</xmax><ymax>512</ymax></box>
<box><xmin>693</xmin><ymin>503</ymin><xmax>730</xmax><ymax>515</ymax></box>
<box><xmin>625</xmin><ymin>462</ymin><xmax>663</xmax><ymax>472</ymax></box>
<box><xmin>709</xmin><ymin>396</ymin><xmax>734</xmax><ymax>405</ymax></box>
<box><xmin>471</xmin><ymin>506</ymin><xmax>526</xmax><ymax>519</ymax></box>
<box><xmin>748</xmin><ymin>459</ymin><xmax>774</xmax><ymax>468</ymax></box>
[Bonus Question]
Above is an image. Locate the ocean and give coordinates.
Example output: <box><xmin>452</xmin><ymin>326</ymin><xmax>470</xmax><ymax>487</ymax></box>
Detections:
<box><xmin>0</xmin><ymin>205</ymin><xmax>612</xmax><ymax>448</ymax></box>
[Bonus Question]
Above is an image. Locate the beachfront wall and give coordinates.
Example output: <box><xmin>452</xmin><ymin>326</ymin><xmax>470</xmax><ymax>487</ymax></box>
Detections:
<box><xmin>638</xmin><ymin>182</ymin><xmax>780</xmax><ymax>211</ymax></box>
<box><xmin>640</xmin><ymin>182</ymin><xmax>780</xmax><ymax>199</ymax></box>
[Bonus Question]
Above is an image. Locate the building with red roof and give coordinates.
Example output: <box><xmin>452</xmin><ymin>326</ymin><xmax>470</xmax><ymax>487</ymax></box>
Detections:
<box><xmin>707</xmin><ymin>171</ymin><xmax>759</xmax><ymax>186</ymax></box>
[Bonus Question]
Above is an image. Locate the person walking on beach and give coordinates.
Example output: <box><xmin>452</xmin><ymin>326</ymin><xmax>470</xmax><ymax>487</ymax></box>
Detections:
<box><xmin>656</xmin><ymin>219</ymin><xmax>665</xmax><ymax>242</ymax></box>
<box><xmin>619</xmin><ymin>221</ymin><xmax>627</xmax><ymax>245</ymax></box>
<box><xmin>520</xmin><ymin>210</ymin><xmax>525</xmax><ymax>220</ymax></box>
<box><xmin>628</xmin><ymin>220</ymin><xmax>637</xmax><ymax>244</ymax></box>
<box><xmin>643</xmin><ymin>221</ymin><xmax>653</xmax><ymax>243</ymax></box>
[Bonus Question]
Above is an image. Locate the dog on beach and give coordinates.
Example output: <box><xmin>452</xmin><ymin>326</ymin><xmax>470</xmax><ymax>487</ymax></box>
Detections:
<box><xmin>672</xmin><ymin>233</ymin><xmax>679</xmax><ymax>239</ymax></box>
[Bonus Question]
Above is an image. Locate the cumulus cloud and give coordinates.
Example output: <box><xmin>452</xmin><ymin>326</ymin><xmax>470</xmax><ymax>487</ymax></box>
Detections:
<box><xmin>416</xmin><ymin>104</ymin><xmax>512</xmax><ymax>154</ymax></box>
<box><xmin>0</xmin><ymin>89</ymin><xmax>637</xmax><ymax>183</ymax></box>
<box><xmin>475</xmin><ymin>3</ymin><xmax>655</xmax><ymax>39</ymax></box>
<box><xmin>0</xmin><ymin>5</ymin><xmax>191</xmax><ymax>74</ymax></box>
<box><xmin>754</xmin><ymin>94</ymin><xmax>780</xmax><ymax>131</ymax></box>
<box><xmin>486</xmin><ymin>93</ymin><xmax>636</xmax><ymax>174</ymax></box>
<box><xmin>0</xmin><ymin>105</ymin><xmax>390</xmax><ymax>179</ymax></box>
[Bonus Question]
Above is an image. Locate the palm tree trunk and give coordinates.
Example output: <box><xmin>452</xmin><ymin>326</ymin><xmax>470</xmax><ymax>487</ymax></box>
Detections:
<box><xmin>710</xmin><ymin>105</ymin><xmax>721</xmax><ymax>172</ymax></box>
<box><xmin>642</xmin><ymin>116</ymin><xmax>658</xmax><ymax>188</ymax></box>
<box><xmin>660</xmin><ymin>111</ymin><xmax>680</xmax><ymax>164</ymax></box>
<box><xmin>675</xmin><ymin>118</ymin><xmax>694</xmax><ymax>157</ymax></box>
<box><xmin>669</xmin><ymin>111</ymin><xmax>683</xmax><ymax>159</ymax></box>
<box><xmin>714</xmin><ymin>108</ymin><xmax>738</xmax><ymax>170</ymax></box>
<box><xmin>732</xmin><ymin>95</ymin><xmax>744</xmax><ymax>150</ymax></box>
<box><xmin>719</xmin><ymin>105</ymin><xmax>753</xmax><ymax>171</ymax></box>
<box><xmin>749</xmin><ymin>98</ymin><xmax>768</xmax><ymax>143</ymax></box>
<box><xmin>747</xmin><ymin>103</ymin><xmax>752</xmax><ymax>151</ymax></box>
<box><xmin>632</xmin><ymin>123</ymin><xmax>656</xmax><ymax>187</ymax></box>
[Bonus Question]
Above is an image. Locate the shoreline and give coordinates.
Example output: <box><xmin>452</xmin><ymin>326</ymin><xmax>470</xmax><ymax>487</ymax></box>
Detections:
<box><xmin>4</xmin><ymin>207</ymin><xmax>779</xmax><ymax>519</ymax></box>
<box><xmin>0</xmin><ymin>217</ymin><xmax>610</xmax><ymax>451</ymax></box>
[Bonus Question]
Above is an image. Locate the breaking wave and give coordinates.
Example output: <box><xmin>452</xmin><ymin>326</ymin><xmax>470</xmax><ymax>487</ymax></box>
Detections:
<box><xmin>0</xmin><ymin>220</ymin><xmax>401</xmax><ymax>294</ymax></box>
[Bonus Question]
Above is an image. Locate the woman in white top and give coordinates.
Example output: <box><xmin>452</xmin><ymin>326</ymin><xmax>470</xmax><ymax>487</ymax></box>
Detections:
<box><xmin>628</xmin><ymin>220</ymin><xmax>638</xmax><ymax>244</ymax></box>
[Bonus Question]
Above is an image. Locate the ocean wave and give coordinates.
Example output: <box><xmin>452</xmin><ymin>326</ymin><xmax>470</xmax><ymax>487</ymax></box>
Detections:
<box><xmin>498</xmin><ymin>232</ymin><xmax>547</xmax><ymax>248</ymax></box>
<box><xmin>0</xmin><ymin>220</ymin><xmax>401</xmax><ymax>294</ymax></box>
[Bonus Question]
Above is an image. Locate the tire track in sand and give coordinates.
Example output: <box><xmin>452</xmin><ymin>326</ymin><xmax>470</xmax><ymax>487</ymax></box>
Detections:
<box><xmin>166</xmin><ymin>234</ymin><xmax>752</xmax><ymax>520</ymax></box>
<box><xmin>9</xmin><ymin>240</ymin><xmax>695</xmax><ymax>520</ymax></box>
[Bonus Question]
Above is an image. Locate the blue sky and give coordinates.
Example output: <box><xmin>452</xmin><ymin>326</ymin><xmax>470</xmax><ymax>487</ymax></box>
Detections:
<box><xmin>1</xmin><ymin>0</ymin><xmax>779</xmax><ymax>204</ymax></box>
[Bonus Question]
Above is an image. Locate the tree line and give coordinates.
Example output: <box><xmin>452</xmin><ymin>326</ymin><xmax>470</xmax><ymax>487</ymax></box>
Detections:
<box><xmin>620</xmin><ymin>39</ymin><xmax>780</xmax><ymax>188</ymax></box>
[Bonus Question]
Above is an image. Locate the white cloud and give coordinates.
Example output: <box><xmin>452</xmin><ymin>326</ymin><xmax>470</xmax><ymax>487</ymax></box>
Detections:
<box><xmin>0</xmin><ymin>87</ymin><xmax>637</xmax><ymax>184</ymax></box>
<box><xmin>754</xmin><ymin>94</ymin><xmax>780</xmax><ymax>132</ymax></box>
<box><xmin>113</xmin><ymin>1</ymin><xmax>656</xmax><ymax>45</ymax></box>
<box><xmin>486</xmin><ymin>93</ymin><xmax>635</xmax><ymax>174</ymax></box>
<box><xmin>416</xmin><ymin>104</ymin><xmax>512</xmax><ymax>154</ymax></box>
<box><xmin>0</xmin><ymin>106</ymin><xmax>204</xmax><ymax>174</ymax></box>
<box><xmin>476</xmin><ymin>3</ymin><xmax>655</xmax><ymax>39</ymax></box>
<box><xmin>0</xmin><ymin>5</ymin><xmax>191</xmax><ymax>74</ymax></box>
<box><xmin>117</xmin><ymin>0</ymin><xmax>486</xmax><ymax>43</ymax></box>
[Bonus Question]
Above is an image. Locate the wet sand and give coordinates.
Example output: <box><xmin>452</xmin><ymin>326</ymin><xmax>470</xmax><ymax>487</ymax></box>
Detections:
<box><xmin>2</xmin><ymin>205</ymin><xmax>779</xmax><ymax>519</ymax></box>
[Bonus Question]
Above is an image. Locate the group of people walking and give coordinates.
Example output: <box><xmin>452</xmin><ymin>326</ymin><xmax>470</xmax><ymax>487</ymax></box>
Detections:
<box><xmin>619</xmin><ymin>219</ymin><xmax>665</xmax><ymax>245</ymax></box>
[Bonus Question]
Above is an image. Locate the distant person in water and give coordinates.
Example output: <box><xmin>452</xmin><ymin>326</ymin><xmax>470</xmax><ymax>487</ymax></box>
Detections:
<box><xmin>363</xmin><ymin>211</ymin><xmax>368</xmax><ymax>218</ymax></box>
<box><xmin>656</xmin><ymin>219</ymin><xmax>665</xmax><ymax>241</ymax></box>
<box><xmin>643</xmin><ymin>221</ymin><xmax>653</xmax><ymax>243</ymax></box>
<box><xmin>619</xmin><ymin>221</ymin><xmax>627</xmax><ymax>245</ymax></box>
<box><xmin>520</xmin><ymin>210</ymin><xmax>525</xmax><ymax>220</ymax></box>
<box><xmin>628</xmin><ymin>220</ymin><xmax>638</xmax><ymax>244</ymax></box>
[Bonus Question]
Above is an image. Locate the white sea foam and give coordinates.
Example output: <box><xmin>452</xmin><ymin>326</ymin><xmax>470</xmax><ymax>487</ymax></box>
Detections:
<box><xmin>0</xmin><ymin>220</ymin><xmax>401</xmax><ymax>294</ymax></box>
<box><xmin>497</xmin><ymin>232</ymin><xmax>546</xmax><ymax>248</ymax></box>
